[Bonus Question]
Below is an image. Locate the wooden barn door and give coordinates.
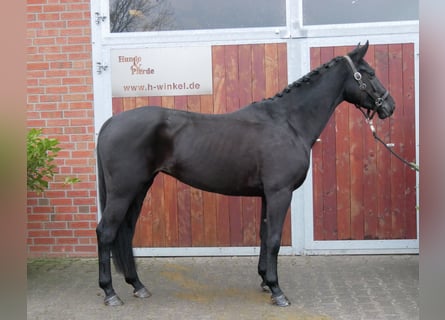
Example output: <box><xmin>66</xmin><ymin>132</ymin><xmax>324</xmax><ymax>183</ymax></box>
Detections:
<box><xmin>311</xmin><ymin>43</ymin><xmax>417</xmax><ymax>241</ymax></box>
<box><xmin>112</xmin><ymin>43</ymin><xmax>292</xmax><ymax>249</ymax></box>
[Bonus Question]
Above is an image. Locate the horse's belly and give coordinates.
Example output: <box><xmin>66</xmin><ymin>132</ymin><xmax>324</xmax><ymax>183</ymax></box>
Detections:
<box><xmin>164</xmin><ymin>159</ymin><xmax>263</xmax><ymax>197</ymax></box>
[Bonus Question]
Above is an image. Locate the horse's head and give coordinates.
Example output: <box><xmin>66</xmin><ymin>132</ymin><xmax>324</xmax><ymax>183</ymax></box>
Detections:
<box><xmin>343</xmin><ymin>41</ymin><xmax>395</xmax><ymax>120</ymax></box>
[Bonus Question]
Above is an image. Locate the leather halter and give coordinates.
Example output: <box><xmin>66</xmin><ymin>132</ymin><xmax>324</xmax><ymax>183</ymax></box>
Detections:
<box><xmin>343</xmin><ymin>55</ymin><xmax>389</xmax><ymax>120</ymax></box>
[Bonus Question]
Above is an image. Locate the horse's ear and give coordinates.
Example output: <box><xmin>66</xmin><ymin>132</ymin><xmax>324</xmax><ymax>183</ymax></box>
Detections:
<box><xmin>349</xmin><ymin>40</ymin><xmax>369</xmax><ymax>62</ymax></box>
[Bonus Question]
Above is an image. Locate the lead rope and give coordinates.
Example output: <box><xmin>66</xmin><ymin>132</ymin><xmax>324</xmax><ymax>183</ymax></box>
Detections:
<box><xmin>365</xmin><ymin>118</ymin><xmax>419</xmax><ymax>172</ymax></box>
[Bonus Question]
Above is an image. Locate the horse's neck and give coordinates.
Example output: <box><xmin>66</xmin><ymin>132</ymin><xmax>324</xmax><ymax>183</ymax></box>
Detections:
<box><xmin>286</xmin><ymin>64</ymin><xmax>348</xmax><ymax>147</ymax></box>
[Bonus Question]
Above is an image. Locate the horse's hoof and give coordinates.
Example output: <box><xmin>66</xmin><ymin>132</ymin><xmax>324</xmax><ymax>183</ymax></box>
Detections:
<box><xmin>271</xmin><ymin>293</ymin><xmax>291</xmax><ymax>307</ymax></box>
<box><xmin>260</xmin><ymin>281</ymin><xmax>270</xmax><ymax>292</ymax></box>
<box><xmin>104</xmin><ymin>294</ymin><xmax>124</xmax><ymax>306</ymax></box>
<box><xmin>133</xmin><ymin>287</ymin><xmax>151</xmax><ymax>299</ymax></box>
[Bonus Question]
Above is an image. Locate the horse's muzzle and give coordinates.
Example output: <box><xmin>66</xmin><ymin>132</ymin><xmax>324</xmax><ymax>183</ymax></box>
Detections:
<box><xmin>377</xmin><ymin>102</ymin><xmax>395</xmax><ymax>119</ymax></box>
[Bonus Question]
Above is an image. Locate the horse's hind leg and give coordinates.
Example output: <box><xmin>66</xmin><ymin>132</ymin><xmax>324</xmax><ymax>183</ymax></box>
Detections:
<box><xmin>121</xmin><ymin>182</ymin><xmax>153</xmax><ymax>299</ymax></box>
<box><xmin>96</xmin><ymin>196</ymin><xmax>133</xmax><ymax>306</ymax></box>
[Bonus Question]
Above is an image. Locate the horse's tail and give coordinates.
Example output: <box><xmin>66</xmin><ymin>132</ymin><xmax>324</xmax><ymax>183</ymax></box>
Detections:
<box><xmin>111</xmin><ymin>183</ymin><xmax>149</xmax><ymax>274</ymax></box>
<box><xmin>111</xmin><ymin>219</ymin><xmax>135</xmax><ymax>275</ymax></box>
<box><xmin>97</xmin><ymin>118</ymin><xmax>134</xmax><ymax>275</ymax></box>
<box><xmin>97</xmin><ymin>142</ymin><xmax>106</xmax><ymax>220</ymax></box>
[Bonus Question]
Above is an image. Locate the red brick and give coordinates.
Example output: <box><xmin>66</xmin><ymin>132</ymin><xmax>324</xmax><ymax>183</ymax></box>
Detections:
<box><xmin>50</xmin><ymin>61</ymin><xmax>72</xmax><ymax>69</ymax></box>
<box><xmin>52</xmin><ymin>246</ymin><xmax>74</xmax><ymax>253</ymax></box>
<box><xmin>69</xmin><ymin>221</ymin><xmax>90</xmax><ymax>229</ymax></box>
<box><xmin>28</xmin><ymin>230</ymin><xmax>50</xmax><ymax>237</ymax></box>
<box><xmin>62</xmin><ymin>78</ymin><xmax>84</xmax><ymax>85</ymax></box>
<box><xmin>44</xmin><ymin>20</ymin><xmax>66</xmax><ymax>29</ymax></box>
<box><xmin>56</xmin><ymin>237</ymin><xmax>78</xmax><ymax>245</ymax></box>
<box><xmin>45</xmin><ymin>53</ymin><xmax>68</xmax><ymax>61</ymax></box>
<box><xmin>74</xmin><ymin>229</ymin><xmax>96</xmax><ymax>237</ymax></box>
<box><xmin>68</xmin><ymin>53</ymin><xmax>90</xmax><ymax>60</ymax></box>
<box><xmin>29</xmin><ymin>205</ymin><xmax>52</xmax><ymax>214</ymax></box>
<box><xmin>47</xmin><ymin>119</ymin><xmax>69</xmax><ymax>126</ymax></box>
<box><xmin>74</xmin><ymin>245</ymin><xmax>96</xmax><ymax>253</ymax></box>
<box><xmin>50</xmin><ymin>198</ymin><xmax>73</xmax><ymax>206</ymax></box>
<box><xmin>74</xmin><ymin>213</ymin><xmax>96</xmax><ymax>221</ymax></box>
<box><xmin>34</xmin><ymin>237</ymin><xmax>55</xmax><ymax>245</ymax></box>
<box><xmin>28</xmin><ymin>0</ymin><xmax>47</xmax><ymax>5</ymax></box>
<box><xmin>46</xmin><ymin>69</ymin><xmax>68</xmax><ymax>77</ymax></box>
<box><xmin>67</xmin><ymin>20</ymin><xmax>89</xmax><ymax>28</ymax></box>
<box><xmin>52</xmin><ymin>213</ymin><xmax>74</xmax><ymax>222</ymax></box>
<box><xmin>43</xmin><ymin>5</ymin><xmax>65</xmax><ymax>12</ymax></box>
<box><xmin>38</xmin><ymin>13</ymin><xmax>60</xmax><ymax>20</ymax></box>
<box><xmin>46</xmin><ymin>86</ymin><xmax>68</xmax><ymax>94</ymax></box>
<box><xmin>40</xmin><ymin>127</ymin><xmax>63</xmax><ymax>135</ymax></box>
<box><xmin>36</xmin><ymin>29</ymin><xmax>59</xmax><ymax>37</ymax></box>
<box><xmin>28</xmin><ymin>222</ymin><xmax>43</xmax><ymax>229</ymax></box>
<box><xmin>44</xmin><ymin>222</ymin><xmax>67</xmax><ymax>229</ymax></box>
<box><xmin>27</xmin><ymin>119</ymin><xmax>46</xmax><ymax>127</ymax></box>
<box><xmin>28</xmin><ymin>62</ymin><xmax>49</xmax><ymax>70</ymax></box>
<box><xmin>68</xmin><ymin>36</ymin><xmax>90</xmax><ymax>44</ymax></box>
<box><xmin>61</xmin><ymin>12</ymin><xmax>83</xmax><ymax>20</ymax></box>
<box><xmin>38</xmin><ymin>46</ymin><xmax>61</xmax><ymax>54</ymax></box>
<box><xmin>40</xmin><ymin>94</ymin><xmax>62</xmax><ymax>102</ymax></box>
<box><xmin>29</xmin><ymin>245</ymin><xmax>51</xmax><ymax>253</ymax></box>
<box><xmin>51</xmin><ymin>229</ymin><xmax>73</xmax><ymax>237</ymax></box>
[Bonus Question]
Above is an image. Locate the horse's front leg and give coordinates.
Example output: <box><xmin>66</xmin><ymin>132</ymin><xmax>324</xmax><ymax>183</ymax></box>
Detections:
<box><xmin>258</xmin><ymin>196</ymin><xmax>269</xmax><ymax>292</ymax></box>
<box><xmin>263</xmin><ymin>189</ymin><xmax>292</xmax><ymax>307</ymax></box>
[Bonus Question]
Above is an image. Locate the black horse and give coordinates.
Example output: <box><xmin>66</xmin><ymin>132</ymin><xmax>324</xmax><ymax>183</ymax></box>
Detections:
<box><xmin>96</xmin><ymin>42</ymin><xmax>395</xmax><ymax>307</ymax></box>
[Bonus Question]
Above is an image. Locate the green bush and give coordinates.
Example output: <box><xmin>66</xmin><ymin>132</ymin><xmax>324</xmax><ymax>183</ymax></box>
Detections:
<box><xmin>27</xmin><ymin>129</ymin><xmax>79</xmax><ymax>193</ymax></box>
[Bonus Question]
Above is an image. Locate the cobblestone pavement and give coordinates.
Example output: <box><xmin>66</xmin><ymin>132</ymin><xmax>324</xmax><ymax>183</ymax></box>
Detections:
<box><xmin>27</xmin><ymin>255</ymin><xmax>418</xmax><ymax>320</ymax></box>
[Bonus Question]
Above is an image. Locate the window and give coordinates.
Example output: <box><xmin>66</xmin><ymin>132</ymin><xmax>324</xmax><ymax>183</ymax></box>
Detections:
<box><xmin>302</xmin><ymin>0</ymin><xmax>418</xmax><ymax>26</ymax></box>
<box><xmin>109</xmin><ymin>0</ymin><xmax>286</xmax><ymax>33</ymax></box>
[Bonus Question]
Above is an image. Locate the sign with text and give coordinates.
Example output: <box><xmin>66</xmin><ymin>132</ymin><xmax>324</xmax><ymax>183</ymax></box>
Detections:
<box><xmin>111</xmin><ymin>46</ymin><xmax>213</xmax><ymax>97</ymax></box>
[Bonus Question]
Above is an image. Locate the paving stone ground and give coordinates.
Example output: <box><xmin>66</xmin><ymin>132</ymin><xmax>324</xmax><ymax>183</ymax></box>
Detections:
<box><xmin>27</xmin><ymin>255</ymin><xmax>418</xmax><ymax>320</ymax></box>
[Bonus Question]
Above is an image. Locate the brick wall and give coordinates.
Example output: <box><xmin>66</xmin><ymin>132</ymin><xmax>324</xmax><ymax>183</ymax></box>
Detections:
<box><xmin>26</xmin><ymin>0</ymin><xmax>97</xmax><ymax>257</ymax></box>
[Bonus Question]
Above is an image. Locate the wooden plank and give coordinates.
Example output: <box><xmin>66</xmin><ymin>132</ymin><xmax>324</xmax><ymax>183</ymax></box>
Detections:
<box><xmin>265</xmin><ymin>43</ymin><xmax>279</xmax><ymax>98</ymax></box>
<box><xmin>238</xmin><ymin>44</ymin><xmax>253</xmax><ymax>106</ymax></box>
<box><xmin>122</xmin><ymin>96</ymin><xmax>136</xmax><ymax>112</ymax></box>
<box><xmin>135</xmin><ymin>96</ymin><xmax>148</xmax><ymax>109</ymax></box>
<box><xmin>320</xmin><ymin>46</ymin><xmax>338</xmax><ymax>240</ymax></box>
<box><xmin>278</xmin><ymin>43</ymin><xmax>292</xmax><ymax>246</ymax></box>
<box><xmin>190</xmin><ymin>186</ymin><xmax>204</xmax><ymax>246</ymax></box>
<box><xmin>402</xmin><ymin>43</ymin><xmax>417</xmax><ymax>239</ymax></box>
<box><xmin>163</xmin><ymin>174</ymin><xmax>179</xmax><ymax>247</ymax></box>
<box><xmin>186</xmin><ymin>95</ymin><xmax>205</xmax><ymax>246</ymax></box>
<box><xmin>374</xmin><ymin>44</ymin><xmax>392</xmax><ymax>239</ymax></box>
<box><xmin>334</xmin><ymin>46</ymin><xmax>351</xmax><ymax>240</ymax></box>
<box><xmin>112</xmin><ymin>97</ymin><xmax>123</xmax><ymax>115</ymax></box>
<box><xmin>277</xmin><ymin>43</ymin><xmax>288</xmax><ymax>90</ymax></box>
<box><xmin>310</xmin><ymin>47</ymin><xmax>325</xmax><ymax>240</ymax></box>
<box><xmin>362</xmin><ymin>45</ymin><xmax>379</xmax><ymax>240</ymax></box>
<box><xmin>238</xmin><ymin>44</ymin><xmax>258</xmax><ymax>246</ymax></box>
<box><xmin>133</xmin><ymin>189</ymin><xmax>153</xmax><ymax>246</ymax></box>
<box><xmin>147</xmin><ymin>96</ymin><xmax>162</xmax><ymax>106</ymax></box>
<box><xmin>172</xmin><ymin>96</ymin><xmax>191</xmax><ymax>247</ymax></box>
<box><xmin>388</xmin><ymin>44</ymin><xmax>406</xmax><ymax>239</ymax></box>
<box><xmin>348</xmin><ymin>46</ymin><xmax>365</xmax><ymax>240</ymax></box>
<box><xmin>177</xmin><ymin>181</ymin><xmax>191</xmax><ymax>246</ymax></box>
<box><xmin>212</xmin><ymin>45</ymin><xmax>230</xmax><ymax>246</ymax></box>
<box><xmin>349</xmin><ymin>104</ymin><xmax>365</xmax><ymax>240</ymax></box>
<box><xmin>199</xmin><ymin>94</ymin><xmax>218</xmax><ymax>245</ymax></box>
<box><xmin>252</xmin><ymin>44</ymin><xmax>266</xmax><ymax>101</ymax></box>
<box><xmin>224</xmin><ymin>45</ymin><xmax>244</xmax><ymax>246</ymax></box>
<box><xmin>150</xmin><ymin>173</ymin><xmax>166</xmax><ymax>246</ymax></box>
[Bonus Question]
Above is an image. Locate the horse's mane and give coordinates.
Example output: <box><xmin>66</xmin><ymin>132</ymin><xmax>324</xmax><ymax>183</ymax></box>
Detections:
<box><xmin>267</xmin><ymin>56</ymin><xmax>344</xmax><ymax>100</ymax></box>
